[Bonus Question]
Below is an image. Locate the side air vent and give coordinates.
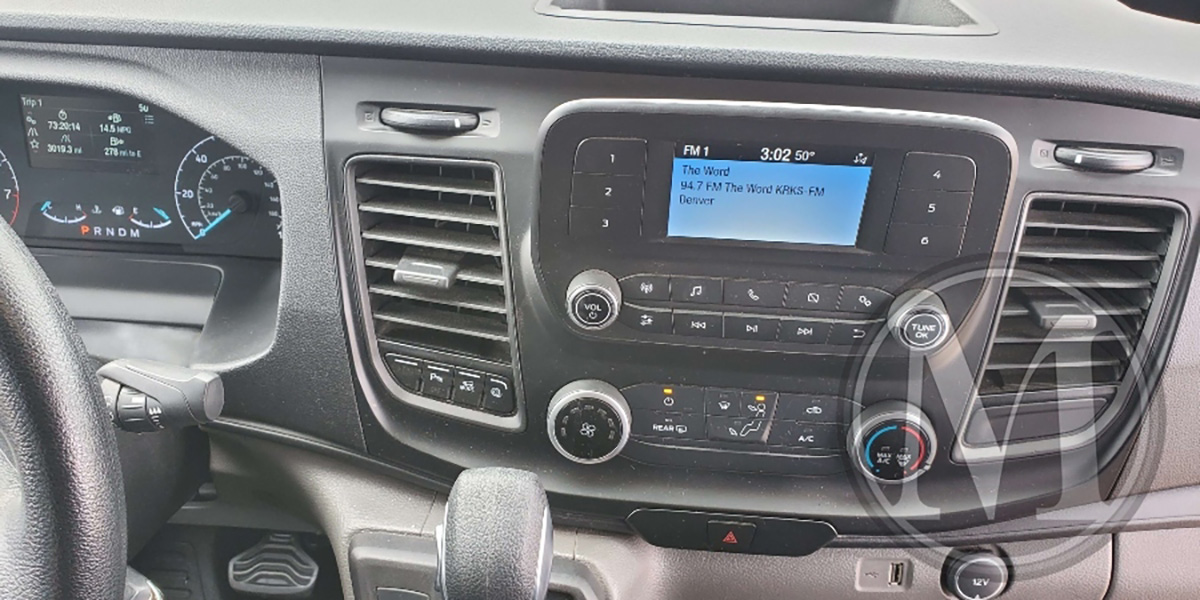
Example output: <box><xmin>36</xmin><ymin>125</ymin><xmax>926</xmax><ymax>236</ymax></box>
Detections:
<box><xmin>967</xmin><ymin>195</ymin><xmax>1183</xmax><ymax>446</ymax></box>
<box><xmin>348</xmin><ymin>157</ymin><xmax>510</xmax><ymax>364</ymax></box>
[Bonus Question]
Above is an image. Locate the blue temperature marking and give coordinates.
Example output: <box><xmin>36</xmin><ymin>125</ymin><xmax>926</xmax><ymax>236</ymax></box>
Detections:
<box><xmin>153</xmin><ymin>207</ymin><xmax>170</xmax><ymax>221</ymax></box>
<box><xmin>196</xmin><ymin>208</ymin><xmax>232</xmax><ymax>238</ymax></box>
<box><xmin>40</xmin><ymin>201</ymin><xmax>50</xmax><ymax>212</ymax></box>
<box><xmin>864</xmin><ymin>425</ymin><xmax>898</xmax><ymax>469</ymax></box>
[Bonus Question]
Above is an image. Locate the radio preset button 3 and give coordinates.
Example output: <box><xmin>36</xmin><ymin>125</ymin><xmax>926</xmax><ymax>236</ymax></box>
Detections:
<box><xmin>569</xmin><ymin>206</ymin><xmax>640</xmax><ymax>238</ymax></box>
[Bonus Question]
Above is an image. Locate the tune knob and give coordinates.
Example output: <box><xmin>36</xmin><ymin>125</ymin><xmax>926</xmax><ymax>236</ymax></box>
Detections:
<box><xmin>546</xmin><ymin>380</ymin><xmax>631</xmax><ymax>464</ymax></box>
<box><xmin>849</xmin><ymin>400</ymin><xmax>937</xmax><ymax>484</ymax></box>
<box><xmin>565</xmin><ymin>270</ymin><xmax>621</xmax><ymax>330</ymax></box>
<box><xmin>889</xmin><ymin>289</ymin><xmax>951</xmax><ymax>351</ymax></box>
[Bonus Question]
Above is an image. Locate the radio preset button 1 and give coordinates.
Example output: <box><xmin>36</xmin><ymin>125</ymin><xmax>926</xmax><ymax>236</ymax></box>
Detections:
<box><xmin>574</xmin><ymin>138</ymin><xmax>647</xmax><ymax>177</ymax></box>
<box><xmin>570</xmin><ymin>173</ymin><xmax>644</xmax><ymax>209</ymax></box>
<box><xmin>673</xmin><ymin>311</ymin><xmax>723</xmax><ymax>337</ymax></box>
<box><xmin>707</xmin><ymin>417</ymin><xmax>769</xmax><ymax>444</ymax></box>
<box><xmin>837</xmin><ymin>286</ymin><xmax>895</xmax><ymax>316</ymax></box>
<box><xmin>631</xmin><ymin>410</ymin><xmax>705</xmax><ymax>441</ymax></box>
<box><xmin>624</xmin><ymin>384</ymin><xmax>704</xmax><ymax>413</ymax></box>
<box><xmin>779</xmin><ymin>319</ymin><xmax>832</xmax><ymax>344</ymax></box>
<box><xmin>899</xmin><ymin>152</ymin><xmax>976</xmax><ymax>192</ymax></box>
<box><xmin>671</xmin><ymin>276</ymin><xmax>723</xmax><ymax>304</ymax></box>
<box><xmin>723</xmin><ymin>279</ymin><xmax>786</xmax><ymax>308</ymax></box>
<box><xmin>891</xmin><ymin>189</ymin><xmax>972</xmax><ymax>227</ymax></box>
<box><xmin>785</xmin><ymin>283</ymin><xmax>841</xmax><ymax>311</ymax></box>
<box><xmin>619</xmin><ymin>305</ymin><xmax>672</xmax><ymax>334</ymax></box>
<box><xmin>569</xmin><ymin>206</ymin><xmax>640</xmax><ymax>238</ymax></box>
<box><xmin>884</xmin><ymin>223</ymin><xmax>965</xmax><ymax>257</ymax></box>
<box><xmin>723</xmin><ymin>315</ymin><xmax>780</xmax><ymax>341</ymax></box>
<box><xmin>620</xmin><ymin>274</ymin><xmax>670</xmax><ymax>301</ymax></box>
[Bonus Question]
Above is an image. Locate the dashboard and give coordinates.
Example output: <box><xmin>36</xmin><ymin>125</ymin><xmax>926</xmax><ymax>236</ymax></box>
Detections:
<box><xmin>0</xmin><ymin>1</ymin><xmax>1198</xmax><ymax>599</ymax></box>
<box><xmin>0</xmin><ymin>87</ymin><xmax>280</xmax><ymax>258</ymax></box>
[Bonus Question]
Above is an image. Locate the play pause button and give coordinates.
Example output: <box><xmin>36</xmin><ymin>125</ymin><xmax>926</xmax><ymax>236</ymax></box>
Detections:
<box><xmin>706</xmin><ymin>520</ymin><xmax>756</xmax><ymax>552</ymax></box>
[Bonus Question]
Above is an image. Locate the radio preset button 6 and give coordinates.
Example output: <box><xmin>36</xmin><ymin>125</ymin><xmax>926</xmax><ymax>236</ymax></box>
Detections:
<box><xmin>785</xmin><ymin>283</ymin><xmax>841</xmax><ymax>311</ymax></box>
<box><xmin>570</xmin><ymin>173</ymin><xmax>644</xmax><ymax>209</ymax></box>
<box><xmin>671</xmin><ymin>276</ymin><xmax>723</xmax><ymax>304</ymax></box>
<box><xmin>619</xmin><ymin>305</ymin><xmax>672</xmax><ymax>334</ymax></box>
<box><xmin>624</xmin><ymin>384</ymin><xmax>705</xmax><ymax>413</ymax></box>
<box><xmin>573</xmin><ymin>137</ymin><xmax>647</xmax><ymax>177</ymax></box>
<box><xmin>884</xmin><ymin>223</ymin><xmax>965</xmax><ymax>257</ymax></box>
<box><xmin>673</xmin><ymin>311</ymin><xmax>723</xmax><ymax>337</ymax></box>
<box><xmin>837</xmin><ymin>286</ymin><xmax>895</xmax><ymax>316</ymax></box>
<box><xmin>724</xmin><ymin>279</ymin><xmax>786</xmax><ymax>308</ymax></box>
<box><xmin>899</xmin><ymin>152</ymin><xmax>977</xmax><ymax>192</ymax></box>
<box><xmin>723</xmin><ymin>315</ymin><xmax>780</xmax><ymax>341</ymax></box>
<box><xmin>891</xmin><ymin>189</ymin><xmax>972</xmax><ymax>227</ymax></box>
<box><xmin>620</xmin><ymin>274</ymin><xmax>671</xmax><ymax>301</ymax></box>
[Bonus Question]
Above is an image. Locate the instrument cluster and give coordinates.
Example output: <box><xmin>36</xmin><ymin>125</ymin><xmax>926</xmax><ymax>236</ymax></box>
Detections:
<box><xmin>0</xmin><ymin>89</ymin><xmax>280</xmax><ymax>258</ymax></box>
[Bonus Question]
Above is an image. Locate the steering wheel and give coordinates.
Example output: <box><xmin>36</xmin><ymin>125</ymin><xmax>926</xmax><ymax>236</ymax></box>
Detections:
<box><xmin>0</xmin><ymin>222</ymin><xmax>127</xmax><ymax>599</ymax></box>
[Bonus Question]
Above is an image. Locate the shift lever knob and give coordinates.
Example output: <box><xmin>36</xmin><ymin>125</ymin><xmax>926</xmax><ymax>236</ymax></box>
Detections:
<box><xmin>436</xmin><ymin>468</ymin><xmax>553</xmax><ymax>600</ymax></box>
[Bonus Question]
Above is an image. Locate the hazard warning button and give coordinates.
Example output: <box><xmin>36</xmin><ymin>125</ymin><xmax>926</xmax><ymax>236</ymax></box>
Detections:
<box><xmin>706</xmin><ymin>520</ymin><xmax>756</xmax><ymax>552</ymax></box>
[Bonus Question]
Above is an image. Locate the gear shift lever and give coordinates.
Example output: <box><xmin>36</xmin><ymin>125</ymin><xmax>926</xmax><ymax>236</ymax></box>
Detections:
<box><xmin>436</xmin><ymin>468</ymin><xmax>553</xmax><ymax>600</ymax></box>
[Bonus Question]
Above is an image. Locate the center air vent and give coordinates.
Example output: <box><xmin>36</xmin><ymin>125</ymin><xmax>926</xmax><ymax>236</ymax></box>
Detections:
<box><xmin>968</xmin><ymin>195</ymin><xmax>1183</xmax><ymax>446</ymax></box>
<box><xmin>347</xmin><ymin>157</ymin><xmax>511</xmax><ymax>365</ymax></box>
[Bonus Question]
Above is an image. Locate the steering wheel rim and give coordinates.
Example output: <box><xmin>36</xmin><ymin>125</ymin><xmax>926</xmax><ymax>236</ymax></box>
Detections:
<box><xmin>0</xmin><ymin>222</ymin><xmax>126</xmax><ymax>599</ymax></box>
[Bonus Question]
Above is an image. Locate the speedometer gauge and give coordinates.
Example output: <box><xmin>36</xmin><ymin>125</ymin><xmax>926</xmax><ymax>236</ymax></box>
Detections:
<box><xmin>0</xmin><ymin>149</ymin><xmax>19</xmax><ymax>225</ymax></box>
<box><xmin>174</xmin><ymin>136</ymin><xmax>281</xmax><ymax>242</ymax></box>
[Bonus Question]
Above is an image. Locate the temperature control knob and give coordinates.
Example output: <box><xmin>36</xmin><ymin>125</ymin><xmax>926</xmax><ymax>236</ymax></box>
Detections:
<box><xmin>547</xmin><ymin>380</ymin><xmax>631</xmax><ymax>464</ymax></box>
<box><xmin>850</xmin><ymin>401</ymin><xmax>937</xmax><ymax>484</ymax></box>
<box><xmin>566</xmin><ymin>270</ymin><xmax>621</xmax><ymax>330</ymax></box>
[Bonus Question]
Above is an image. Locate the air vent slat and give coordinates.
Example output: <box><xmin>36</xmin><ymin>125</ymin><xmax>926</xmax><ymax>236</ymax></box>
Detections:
<box><xmin>356</xmin><ymin>172</ymin><xmax>497</xmax><ymax>197</ymax></box>
<box><xmin>348</xmin><ymin>156</ymin><xmax>512</xmax><ymax>373</ymax></box>
<box><xmin>360</xmin><ymin>197</ymin><xmax>500</xmax><ymax>227</ymax></box>
<box><xmin>363</xmin><ymin>223</ymin><xmax>502</xmax><ymax>257</ymax></box>
<box><xmin>974</xmin><ymin>196</ymin><xmax>1180</xmax><ymax>446</ymax></box>
<box><xmin>375</xmin><ymin>305</ymin><xmax>509</xmax><ymax>342</ymax></box>
<box><xmin>369</xmin><ymin>282</ymin><xmax>506</xmax><ymax>314</ymax></box>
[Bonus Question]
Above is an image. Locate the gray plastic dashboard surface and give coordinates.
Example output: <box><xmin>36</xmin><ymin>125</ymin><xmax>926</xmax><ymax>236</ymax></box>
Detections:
<box><xmin>0</xmin><ymin>0</ymin><xmax>1194</xmax><ymax>118</ymax></box>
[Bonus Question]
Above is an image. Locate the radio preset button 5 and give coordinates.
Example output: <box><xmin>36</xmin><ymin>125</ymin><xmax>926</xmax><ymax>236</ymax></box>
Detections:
<box><xmin>574</xmin><ymin>137</ymin><xmax>647</xmax><ymax>177</ymax></box>
<box><xmin>899</xmin><ymin>152</ymin><xmax>976</xmax><ymax>192</ymax></box>
<box><xmin>671</xmin><ymin>276</ymin><xmax>722</xmax><ymax>304</ymax></box>
<box><xmin>673</xmin><ymin>310</ymin><xmax>723</xmax><ymax>337</ymax></box>
<box><xmin>724</xmin><ymin>279</ymin><xmax>786</xmax><ymax>308</ymax></box>
<box><xmin>891</xmin><ymin>189</ymin><xmax>972</xmax><ymax>227</ymax></box>
<box><xmin>620</xmin><ymin>274</ymin><xmax>671</xmax><ymax>301</ymax></box>
<box><xmin>624</xmin><ymin>384</ymin><xmax>704</xmax><ymax>413</ymax></box>
<box><xmin>785</xmin><ymin>283</ymin><xmax>841</xmax><ymax>311</ymax></box>
<box><xmin>570</xmin><ymin>173</ymin><xmax>644</xmax><ymax>209</ymax></box>
<box><xmin>884</xmin><ymin>223</ymin><xmax>965</xmax><ymax>257</ymax></box>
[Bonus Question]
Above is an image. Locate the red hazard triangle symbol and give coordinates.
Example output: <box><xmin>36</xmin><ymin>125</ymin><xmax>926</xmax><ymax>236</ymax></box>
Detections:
<box><xmin>721</xmin><ymin>531</ymin><xmax>739</xmax><ymax>545</ymax></box>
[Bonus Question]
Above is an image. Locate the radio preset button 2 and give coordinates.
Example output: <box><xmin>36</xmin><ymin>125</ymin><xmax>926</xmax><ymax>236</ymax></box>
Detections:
<box><xmin>570</xmin><ymin>173</ymin><xmax>644</xmax><ymax>209</ymax></box>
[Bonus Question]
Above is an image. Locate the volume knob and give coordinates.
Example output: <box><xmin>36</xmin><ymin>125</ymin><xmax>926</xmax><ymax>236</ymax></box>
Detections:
<box><xmin>566</xmin><ymin>270</ymin><xmax>622</xmax><ymax>330</ymax></box>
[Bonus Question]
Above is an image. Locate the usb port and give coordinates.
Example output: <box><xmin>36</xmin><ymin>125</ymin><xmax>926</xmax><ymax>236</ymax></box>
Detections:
<box><xmin>888</xmin><ymin>562</ymin><xmax>906</xmax><ymax>586</ymax></box>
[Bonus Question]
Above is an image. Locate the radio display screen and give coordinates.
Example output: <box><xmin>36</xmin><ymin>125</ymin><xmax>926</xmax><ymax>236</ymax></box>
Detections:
<box><xmin>666</xmin><ymin>142</ymin><xmax>875</xmax><ymax>247</ymax></box>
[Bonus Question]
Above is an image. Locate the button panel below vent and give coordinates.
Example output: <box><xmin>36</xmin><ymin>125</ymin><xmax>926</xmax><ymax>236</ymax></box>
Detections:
<box><xmin>968</xmin><ymin>195</ymin><xmax>1183</xmax><ymax>448</ymax></box>
<box><xmin>345</xmin><ymin>155</ymin><xmax>517</xmax><ymax>425</ymax></box>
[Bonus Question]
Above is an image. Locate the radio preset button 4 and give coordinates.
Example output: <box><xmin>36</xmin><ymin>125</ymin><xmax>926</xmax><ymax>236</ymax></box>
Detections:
<box><xmin>899</xmin><ymin>152</ymin><xmax>976</xmax><ymax>192</ymax></box>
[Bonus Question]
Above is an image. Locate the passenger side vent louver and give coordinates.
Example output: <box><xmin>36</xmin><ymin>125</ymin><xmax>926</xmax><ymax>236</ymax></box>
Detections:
<box><xmin>348</xmin><ymin>157</ymin><xmax>510</xmax><ymax>364</ymax></box>
<box><xmin>970</xmin><ymin>196</ymin><xmax>1181</xmax><ymax>444</ymax></box>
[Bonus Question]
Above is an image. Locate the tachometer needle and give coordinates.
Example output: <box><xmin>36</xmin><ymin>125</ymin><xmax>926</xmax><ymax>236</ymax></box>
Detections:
<box><xmin>197</xmin><ymin>208</ymin><xmax>232</xmax><ymax>238</ymax></box>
